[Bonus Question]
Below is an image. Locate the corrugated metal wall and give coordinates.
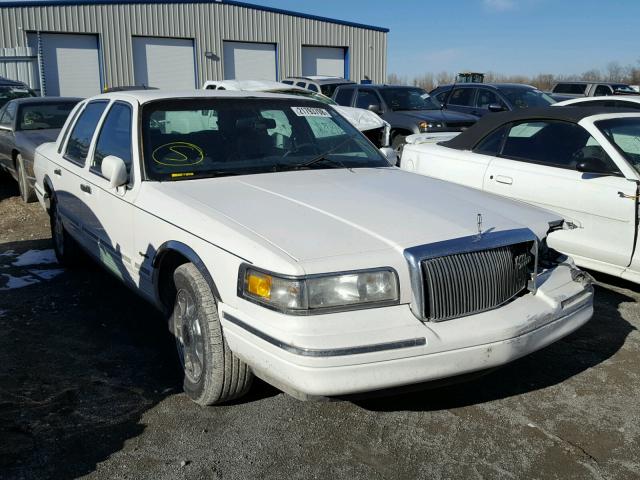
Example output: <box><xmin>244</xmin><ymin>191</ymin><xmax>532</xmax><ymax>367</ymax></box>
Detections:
<box><xmin>0</xmin><ymin>2</ymin><xmax>387</xmax><ymax>89</ymax></box>
<box><xmin>0</xmin><ymin>46</ymin><xmax>41</xmax><ymax>92</ymax></box>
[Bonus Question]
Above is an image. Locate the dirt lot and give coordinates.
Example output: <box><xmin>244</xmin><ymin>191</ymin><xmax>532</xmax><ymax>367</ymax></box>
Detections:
<box><xmin>0</xmin><ymin>172</ymin><xmax>639</xmax><ymax>480</ymax></box>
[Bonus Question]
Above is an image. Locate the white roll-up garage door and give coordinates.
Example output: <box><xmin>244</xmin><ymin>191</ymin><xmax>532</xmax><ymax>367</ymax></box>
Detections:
<box><xmin>28</xmin><ymin>33</ymin><xmax>102</xmax><ymax>97</ymax></box>
<box><xmin>133</xmin><ymin>37</ymin><xmax>196</xmax><ymax>89</ymax></box>
<box><xmin>302</xmin><ymin>47</ymin><xmax>346</xmax><ymax>77</ymax></box>
<box><xmin>223</xmin><ymin>42</ymin><xmax>276</xmax><ymax>81</ymax></box>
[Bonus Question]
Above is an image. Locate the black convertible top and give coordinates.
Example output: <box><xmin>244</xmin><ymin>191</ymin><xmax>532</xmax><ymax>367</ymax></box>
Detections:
<box><xmin>443</xmin><ymin>106</ymin><xmax>640</xmax><ymax>151</ymax></box>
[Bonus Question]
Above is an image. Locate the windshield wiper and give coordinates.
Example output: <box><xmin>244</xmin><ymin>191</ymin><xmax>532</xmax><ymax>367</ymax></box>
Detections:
<box><xmin>293</xmin><ymin>134</ymin><xmax>357</xmax><ymax>171</ymax></box>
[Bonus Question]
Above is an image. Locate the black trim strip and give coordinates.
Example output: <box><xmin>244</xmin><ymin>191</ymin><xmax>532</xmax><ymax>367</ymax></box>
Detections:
<box><xmin>222</xmin><ymin>312</ymin><xmax>426</xmax><ymax>357</ymax></box>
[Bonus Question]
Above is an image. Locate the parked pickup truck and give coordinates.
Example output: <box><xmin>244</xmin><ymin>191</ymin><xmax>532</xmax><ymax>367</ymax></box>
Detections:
<box><xmin>34</xmin><ymin>90</ymin><xmax>593</xmax><ymax>405</ymax></box>
<box><xmin>550</xmin><ymin>81</ymin><xmax>637</xmax><ymax>101</ymax></box>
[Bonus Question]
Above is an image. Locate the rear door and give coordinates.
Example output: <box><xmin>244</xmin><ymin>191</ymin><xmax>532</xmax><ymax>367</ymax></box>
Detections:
<box><xmin>445</xmin><ymin>87</ymin><xmax>477</xmax><ymax>116</ymax></box>
<box><xmin>54</xmin><ymin>100</ymin><xmax>109</xmax><ymax>250</ymax></box>
<box><xmin>484</xmin><ymin>120</ymin><xmax>636</xmax><ymax>270</ymax></box>
<box><xmin>0</xmin><ymin>102</ymin><xmax>17</xmax><ymax>171</ymax></box>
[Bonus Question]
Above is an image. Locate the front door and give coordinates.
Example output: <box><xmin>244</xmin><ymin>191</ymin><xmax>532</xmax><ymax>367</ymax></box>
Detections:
<box><xmin>81</xmin><ymin>100</ymin><xmax>137</xmax><ymax>286</ymax></box>
<box><xmin>484</xmin><ymin>120</ymin><xmax>637</xmax><ymax>271</ymax></box>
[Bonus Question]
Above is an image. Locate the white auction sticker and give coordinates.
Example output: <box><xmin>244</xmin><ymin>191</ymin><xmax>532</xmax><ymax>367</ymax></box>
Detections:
<box><xmin>291</xmin><ymin>106</ymin><xmax>331</xmax><ymax>117</ymax></box>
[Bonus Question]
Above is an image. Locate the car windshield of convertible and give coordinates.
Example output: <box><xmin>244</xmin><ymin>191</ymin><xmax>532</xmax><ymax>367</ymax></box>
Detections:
<box><xmin>142</xmin><ymin>98</ymin><xmax>390</xmax><ymax>181</ymax></box>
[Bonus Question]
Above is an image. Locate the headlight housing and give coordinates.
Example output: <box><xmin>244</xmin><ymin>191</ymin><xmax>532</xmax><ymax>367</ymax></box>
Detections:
<box><xmin>239</xmin><ymin>265</ymin><xmax>399</xmax><ymax>314</ymax></box>
<box><xmin>419</xmin><ymin>121</ymin><xmax>444</xmax><ymax>132</ymax></box>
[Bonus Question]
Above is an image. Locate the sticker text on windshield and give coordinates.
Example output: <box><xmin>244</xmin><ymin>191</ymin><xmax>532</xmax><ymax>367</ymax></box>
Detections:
<box><xmin>291</xmin><ymin>106</ymin><xmax>331</xmax><ymax>117</ymax></box>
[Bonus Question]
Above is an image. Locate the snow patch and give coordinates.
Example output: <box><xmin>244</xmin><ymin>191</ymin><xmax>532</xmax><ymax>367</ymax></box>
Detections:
<box><xmin>12</xmin><ymin>250</ymin><xmax>57</xmax><ymax>267</ymax></box>
<box><xmin>0</xmin><ymin>273</ymin><xmax>40</xmax><ymax>290</ymax></box>
<box><xmin>30</xmin><ymin>269</ymin><xmax>64</xmax><ymax>281</ymax></box>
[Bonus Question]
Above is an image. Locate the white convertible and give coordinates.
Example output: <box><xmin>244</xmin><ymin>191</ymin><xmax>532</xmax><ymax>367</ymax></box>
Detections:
<box><xmin>34</xmin><ymin>91</ymin><xmax>593</xmax><ymax>405</ymax></box>
<box><xmin>401</xmin><ymin>106</ymin><xmax>640</xmax><ymax>283</ymax></box>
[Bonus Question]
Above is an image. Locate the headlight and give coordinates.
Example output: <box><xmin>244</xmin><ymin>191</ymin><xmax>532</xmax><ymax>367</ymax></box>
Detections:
<box><xmin>239</xmin><ymin>266</ymin><xmax>399</xmax><ymax>314</ymax></box>
<box><xmin>418</xmin><ymin>121</ymin><xmax>444</xmax><ymax>132</ymax></box>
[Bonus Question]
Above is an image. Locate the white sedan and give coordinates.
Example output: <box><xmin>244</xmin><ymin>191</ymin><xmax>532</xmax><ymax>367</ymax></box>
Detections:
<box><xmin>401</xmin><ymin>106</ymin><xmax>640</xmax><ymax>283</ymax></box>
<box><xmin>554</xmin><ymin>95</ymin><xmax>640</xmax><ymax>109</ymax></box>
<box><xmin>34</xmin><ymin>90</ymin><xmax>592</xmax><ymax>405</ymax></box>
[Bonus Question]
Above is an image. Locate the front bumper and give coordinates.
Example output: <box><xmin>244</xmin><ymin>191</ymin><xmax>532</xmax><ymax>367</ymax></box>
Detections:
<box><xmin>220</xmin><ymin>263</ymin><xmax>593</xmax><ymax>397</ymax></box>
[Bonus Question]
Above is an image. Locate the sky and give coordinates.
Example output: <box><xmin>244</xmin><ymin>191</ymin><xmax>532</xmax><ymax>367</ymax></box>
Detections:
<box><xmin>252</xmin><ymin>0</ymin><xmax>640</xmax><ymax>79</ymax></box>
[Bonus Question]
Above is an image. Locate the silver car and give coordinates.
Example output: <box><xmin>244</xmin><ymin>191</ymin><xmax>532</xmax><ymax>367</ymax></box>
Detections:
<box><xmin>0</xmin><ymin>97</ymin><xmax>80</xmax><ymax>202</ymax></box>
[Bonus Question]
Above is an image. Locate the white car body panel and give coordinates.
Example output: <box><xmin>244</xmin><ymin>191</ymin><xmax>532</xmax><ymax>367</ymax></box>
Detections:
<box><xmin>33</xmin><ymin>90</ymin><xmax>593</xmax><ymax>397</ymax></box>
<box><xmin>401</xmin><ymin>112</ymin><xmax>640</xmax><ymax>283</ymax></box>
<box><xmin>553</xmin><ymin>95</ymin><xmax>640</xmax><ymax>107</ymax></box>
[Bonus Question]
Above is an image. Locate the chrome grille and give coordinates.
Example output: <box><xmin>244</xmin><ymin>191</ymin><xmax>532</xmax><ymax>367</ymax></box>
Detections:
<box><xmin>421</xmin><ymin>243</ymin><xmax>533</xmax><ymax>321</ymax></box>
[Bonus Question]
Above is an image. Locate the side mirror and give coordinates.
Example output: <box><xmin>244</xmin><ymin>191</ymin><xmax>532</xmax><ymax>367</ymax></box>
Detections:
<box><xmin>379</xmin><ymin>147</ymin><xmax>398</xmax><ymax>165</ymax></box>
<box><xmin>368</xmin><ymin>104</ymin><xmax>381</xmax><ymax>114</ymax></box>
<box><xmin>488</xmin><ymin>103</ymin><xmax>506</xmax><ymax>112</ymax></box>
<box><xmin>101</xmin><ymin>155</ymin><xmax>128</xmax><ymax>188</ymax></box>
<box><xmin>576</xmin><ymin>158</ymin><xmax>615</xmax><ymax>175</ymax></box>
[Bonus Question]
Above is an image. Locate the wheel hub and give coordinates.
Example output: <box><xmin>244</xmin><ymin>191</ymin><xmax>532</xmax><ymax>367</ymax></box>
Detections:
<box><xmin>175</xmin><ymin>289</ymin><xmax>205</xmax><ymax>384</ymax></box>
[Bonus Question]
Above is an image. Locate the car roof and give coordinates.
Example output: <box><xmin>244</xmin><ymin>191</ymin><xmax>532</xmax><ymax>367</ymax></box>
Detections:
<box><xmin>555</xmin><ymin>95</ymin><xmax>640</xmax><ymax>106</ymax></box>
<box><xmin>8</xmin><ymin>96</ymin><xmax>82</xmax><ymax>105</ymax></box>
<box><xmin>554</xmin><ymin>80</ymin><xmax>630</xmax><ymax>85</ymax></box>
<box><xmin>0</xmin><ymin>76</ymin><xmax>28</xmax><ymax>87</ymax></box>
<box><xmin>81</xmin><ymin>89</ymin><xmax>315</xmax><ymax>104</ymax></box>
<box><xmin>436</xmin><ymin>83</ymin><xmax>537</xmax><ymax>90</ymax></box>
<box><xmin>202</xmin><ymin>79</ymin><xmax>309</xmax><ymax>93</ymax></box>
<box><xmin>284</xmin><ymin>76</ymin><xmax>353</xmax><ymax>84</ymax></box>
<box><xmin>443</xmin><ymin>106</ymin><xmax>640</xmax><ymax>150</ymax></box>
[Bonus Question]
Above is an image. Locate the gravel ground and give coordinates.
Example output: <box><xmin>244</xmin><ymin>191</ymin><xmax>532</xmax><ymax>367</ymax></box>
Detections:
<box><xmin>0</xmin><ymin>172</ymin><xmax>639</xmax><ymax>480</ymax></box>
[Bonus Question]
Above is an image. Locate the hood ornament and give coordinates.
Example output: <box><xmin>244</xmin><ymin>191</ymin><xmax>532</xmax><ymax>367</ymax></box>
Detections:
<box><xmin>475</xmin><ymin>213</ymin><xmax>483</xmax><ymax>241</ymax></box>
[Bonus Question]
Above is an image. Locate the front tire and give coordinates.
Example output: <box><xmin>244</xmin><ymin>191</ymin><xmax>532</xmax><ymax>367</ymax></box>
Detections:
<box><xmin>16</xmin><ymin>155</ymin><xmax>36</xmax><ymax>203</ymax></box>
<box><xmin>171</xmin><ymin>263</ymin><xmax>253</xmax><ymax>406</ymax></box>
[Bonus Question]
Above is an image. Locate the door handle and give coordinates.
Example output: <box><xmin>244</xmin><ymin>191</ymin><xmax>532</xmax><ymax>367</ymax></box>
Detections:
<box><xmin>53</xmin><ymin>168</ymin><xmax>62</xmax><ymax>176</ymax></box>
<box><xmin>494</xmin><ymin>175</ymin><xmax>513</xmax><ymax>185</ymax></box>
<box><xmin>80</xmin><ymin>184</ymin><xmax>92</xmax><ymax>194</ymax></box>
<box><xmin>618</xmin><ymin>191</ymin><xmax>639</xmax><ymax>200</ymax></box>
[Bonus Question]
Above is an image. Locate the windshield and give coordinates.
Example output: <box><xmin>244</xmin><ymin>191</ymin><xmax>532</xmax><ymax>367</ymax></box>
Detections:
<box><xmin>0</xmin><ymin>85</ymin><xmax>37</xmax><ymax>108</ymax></box>
<box><xmin>379</xmin><ymin>88</ymin><xmax>440</xmax><ymax>111</ymax></box>
<box><xmin>271</xmin><ymin>89</ymin><xmax>337</xmax><ymax>106</ymax></box>
<box><xmin>499</xmin><ymin>88</ymin><xmax>556</xmax><ymax>108</ymax></box>
<box><xmin>597</xmin><ymin>117</ymin><xmax>640</xmax><ymax>175</ymax></box>
<box><xmin>17</xmin><ymin>102</ymin><xmax>78</xmax><ymax>130</ymax></box>
<box><xmin>142</xmin><ymin>98</ymin><xmax>390</xmax><ymax>181</ymax></box>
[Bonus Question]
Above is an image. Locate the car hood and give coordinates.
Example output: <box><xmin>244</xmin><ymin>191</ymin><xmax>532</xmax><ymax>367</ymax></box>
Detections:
<box><xmin>333</xmin><ymin>105</ymin><xmax>386</xmax><ymax>131</ymax></box>
<box><xmin>396</xmin><ymin>109</ymin><xmax>477</xmax><ymax>123</ymax></box>
<box><xmin>14</xmin><ymin>129</ymin><xmax>60</xmax><ymax>159</ymax></box>
<box><xmin>143</xmin><ymin>168</ymin><xmax>559</xmax><ymax>263</ymax></box>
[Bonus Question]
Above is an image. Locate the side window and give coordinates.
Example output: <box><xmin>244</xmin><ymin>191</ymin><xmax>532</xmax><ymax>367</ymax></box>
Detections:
<box><xmin>296</xmin><ymin>81</ymin><xmax>307</xmax><ymax>88</ymax></box>
<box><xmin>434</xmin><ymin>91</ymin><xmax>449</xmax><ymax>104</ymax></box>
<box><xmin>0</xmin><ymin>102</ymin><xmax>17</xmax><ymax>128</ymax></box>
<box><xmin>92</xmin><ymin>102</ymin><xmax>133</xmax><ymax>174</ymax></box>
<box><xmin>473</xmin><ymin>125</ymin><xmax>508</xmax><ymax>155</ymax></box>
<box><xmin>64</xmin><ymin>101</ymin><xmax>108</xmax><ymax>165</ymax></box>
<box><xmin>594</xmin><ymin>85</ymin><xmax>613</xmax><ymax>96</ymax></box>
<box><xmin>307</xmin><ymin>83</ymin><xmax>319</xmax><ymax>93</ymax></box>
<box><xmin>281</xmin><ymin>80</ymin><xmax>294</xmax><ymax>85</ymax></box>
<box><xmin>476</xmin><ymin>89</ymin><xmax>505</xmax><ymax>109</ymax></box>
<box><xmin>334</xmin><ymin>87</ymin><xmax>355</xmax><ymax>106</ymax></box>
<box><xmin>355</xmin><ymin>89</ymin><xmax>381</xmax><ymax>110</ymax></box>
<box><xmin>58</xmin><ymin>104</ymin><xmax>83</xmax><ymax>154</ymax></box>
<box><xmin>0</xmin><ymin>105</ymin><xmax>7</xmax><ymax>127</ymax></box>
<box><xmin>448</xmin><ymin>88</ymin><xmax>475</xmax><ymax>107</ymax></box>
<box><xmin>502</xmin><ymin>120</ymin><xmax>616</xmax><ymax>171</ymax></box>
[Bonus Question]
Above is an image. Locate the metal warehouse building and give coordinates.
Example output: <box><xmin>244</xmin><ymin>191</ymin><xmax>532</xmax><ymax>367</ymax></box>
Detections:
<box><xmin>0</xmin><ymin>0</ymin><xmax>388</xmax><ymax>97</ymax></box>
